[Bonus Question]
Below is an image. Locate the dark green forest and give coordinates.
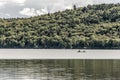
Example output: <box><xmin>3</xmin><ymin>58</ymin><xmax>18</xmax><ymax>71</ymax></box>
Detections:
<box><xmin>0</xmin><ymin>3</ymin><xmax>120</xmax><ymax>49</ymax></box>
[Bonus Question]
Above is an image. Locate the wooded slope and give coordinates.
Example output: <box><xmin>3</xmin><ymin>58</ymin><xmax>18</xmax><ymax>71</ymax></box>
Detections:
<box><xmin>0</xmin><ymin>3</ymin><xmax>120</xmax><ymax>48</ymax></box>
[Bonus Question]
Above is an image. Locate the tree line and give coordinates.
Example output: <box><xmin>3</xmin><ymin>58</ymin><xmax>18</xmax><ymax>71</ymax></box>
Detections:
<box><xmin>0</xmin><ymin>3</ymin><xmax>120</xmax><ymax>49</ymax></box>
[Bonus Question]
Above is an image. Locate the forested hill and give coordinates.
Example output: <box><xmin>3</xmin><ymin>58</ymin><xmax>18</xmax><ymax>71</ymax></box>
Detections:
<box><xmin>0</xmin><ymin>3</ymin><xmax>120</xmax><ymax>49</ymax></box>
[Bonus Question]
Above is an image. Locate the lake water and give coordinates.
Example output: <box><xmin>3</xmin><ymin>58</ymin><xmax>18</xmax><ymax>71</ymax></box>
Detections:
<box><xmin>0</xmin><ymin>60</ymin><xmax>120</xmax><ymax>80</ymax></box>
<box><xmin>0</xmin><ymin>49</ymin><xmax>120</xmax><ymax>59</ymax></box>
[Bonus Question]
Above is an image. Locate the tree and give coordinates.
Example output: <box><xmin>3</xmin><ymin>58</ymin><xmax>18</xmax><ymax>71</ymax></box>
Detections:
<box><xmin>73</xmin><ymin>5</ymin><xmax>77</xmax><ymax>10</ymax></box>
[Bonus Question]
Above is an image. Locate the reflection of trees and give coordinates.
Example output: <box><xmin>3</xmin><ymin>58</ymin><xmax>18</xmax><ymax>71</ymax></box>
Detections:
<box><xmin>0</xmin><ymin>60</ymin><xmax>120</xmax><ymax>79</ymax></box>
<box><xmin>57</xmin><ymin>60</ymin><xmax>120</xmax><ymax>79</ymax></box>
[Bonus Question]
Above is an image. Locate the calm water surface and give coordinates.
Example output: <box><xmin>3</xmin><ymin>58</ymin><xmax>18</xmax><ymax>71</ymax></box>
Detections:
<box><xmin>0</xmin><ymin>60</ymin><xmax>120</xmax><ymax>80</ymax></box>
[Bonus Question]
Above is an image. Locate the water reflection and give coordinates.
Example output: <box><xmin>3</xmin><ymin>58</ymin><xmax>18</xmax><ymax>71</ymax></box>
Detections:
<box><xmin>0</xmin><ymin>60</ymin><xmax>120</xmax><ymax>80</ymax></box>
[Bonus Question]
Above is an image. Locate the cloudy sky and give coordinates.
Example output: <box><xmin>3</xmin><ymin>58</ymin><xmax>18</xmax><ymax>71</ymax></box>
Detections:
<box><xmin>0</xmin><ymin>0</ymin><xmax>120</xmax><ymax>18</ymax></box>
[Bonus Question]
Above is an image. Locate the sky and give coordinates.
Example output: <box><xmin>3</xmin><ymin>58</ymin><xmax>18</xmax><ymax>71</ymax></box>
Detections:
<box><xmin>0</xmin><ymin>0</ymin><xmax>120</xmax><ymax>18</ymax></box>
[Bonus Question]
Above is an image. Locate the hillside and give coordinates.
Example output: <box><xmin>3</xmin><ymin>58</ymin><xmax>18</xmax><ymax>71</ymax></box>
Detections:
<box><xmin>0</xmin><ymin>3</ymin><xmax>120</xmax><ymax>49</ymax></box>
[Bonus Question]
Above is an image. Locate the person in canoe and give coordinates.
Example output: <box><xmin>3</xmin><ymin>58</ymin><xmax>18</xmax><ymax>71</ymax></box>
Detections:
<box><xmin>78</xmin><ymin>50</ymin><xmax>86</xmax><ymax>53</ymax></box>
<box><xmin>78</xmin><ymin>50</ymin><xmax>81</xmax><ymax>52</ymax></box>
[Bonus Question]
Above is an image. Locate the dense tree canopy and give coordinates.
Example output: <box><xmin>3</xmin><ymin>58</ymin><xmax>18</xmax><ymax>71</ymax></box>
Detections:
<box><xmin>0</xmin><ymin>3</ymin><xmax>120</xmax><ymax>49</ymax></box>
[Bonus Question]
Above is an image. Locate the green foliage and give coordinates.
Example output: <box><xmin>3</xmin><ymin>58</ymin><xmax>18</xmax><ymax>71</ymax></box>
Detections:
<box><xmin>0</xmin><ymin>3</ymin><xmax>120</xmax><ymax>49</ymax></box>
